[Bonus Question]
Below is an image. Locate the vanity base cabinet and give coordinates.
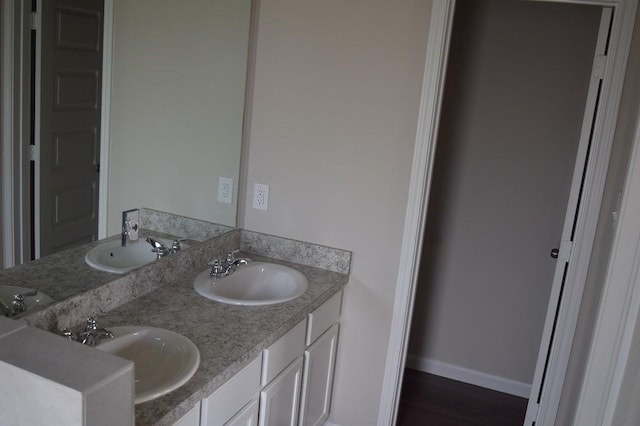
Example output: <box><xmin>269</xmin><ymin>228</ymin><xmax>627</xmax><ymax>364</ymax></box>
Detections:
<box><xmin>299</xmin><ymin>324</ymin><xmax>339</xmax><ymax>426</ymax></box>
<box><xmin>173</xmin><ymin>401</ymin><xmax>201</xmax><ymax>426</ymax></box>
<box><xmin>226</xmin><ymin>398</ymin><xmax>259</xmax><ymax>426</ymax></box>
<box><xmin>196</xmin><ymin>290</ymin><xmax>343</xmax><ymax>426</ymax></box>
<box><xmin>200</xmin><ymin>356</ymin><xmax>262</xmax><ymax>426</ymax></box>
<box><xmin>259</xmin><ymin>356</ymin><xmax>304</xmax><ymax>426</ymax></box>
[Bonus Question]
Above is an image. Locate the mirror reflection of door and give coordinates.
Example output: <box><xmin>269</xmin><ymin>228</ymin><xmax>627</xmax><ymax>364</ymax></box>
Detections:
<box><xmin>36</xmin><ymin>0</ymin><xmax>104</xmax><ymax>258</ymax></box>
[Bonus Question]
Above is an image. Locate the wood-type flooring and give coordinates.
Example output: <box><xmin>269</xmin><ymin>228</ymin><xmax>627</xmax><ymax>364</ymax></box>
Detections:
<box><xmin>396</xmin><ymin>368</ymin><xmax>527</xmax><ymax>426</ymax></box>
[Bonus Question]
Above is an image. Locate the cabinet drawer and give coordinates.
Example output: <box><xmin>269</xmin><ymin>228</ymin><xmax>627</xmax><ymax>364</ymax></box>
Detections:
<box><xmin>306</xmin><ymin>291</ymin><xmax>342</xmax><ymax>346</ymax></box>
<box><xmin>225</xmin><ymin>398</ymin><xmax>259</xmax><ymax>426</ymax></box>
<box><xmin>201</xmin><ymin>356</ymin><xmax>262</xmax><ymax>426</ymax></box>
<box><xmin>172</xmin><ymin>401</ymin><xmax>200</xmax><ymax>426</ymax></box>
<box><xmin>262</xmin><ymin>320</ymin><xmax>307</xmax><ymax>386</ymax></box>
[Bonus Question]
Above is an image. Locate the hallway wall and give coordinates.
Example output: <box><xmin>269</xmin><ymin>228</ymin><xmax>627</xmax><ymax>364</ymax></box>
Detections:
<box><xmin>407</xmin><ymin>0</ymin><xmax>601</xmax><ymax>392</ymax></box>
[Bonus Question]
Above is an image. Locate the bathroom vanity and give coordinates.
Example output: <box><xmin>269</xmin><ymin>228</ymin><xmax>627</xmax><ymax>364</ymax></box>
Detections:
<box><xmin>186</xmin><ymin>290</ymin><xmax>341</xmax><ymax>426</ymax></box>
<box><xmin>0</xmin><ymin>209</ymin><xmax>350</xmax><ymax>425</ymax></box>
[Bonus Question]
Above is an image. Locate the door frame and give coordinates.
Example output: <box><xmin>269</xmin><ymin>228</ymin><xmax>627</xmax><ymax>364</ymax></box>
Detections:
<box><xmin>377</xmin><ymin>0</ymin><xmax>639</xmax><ymax>425</ymax></box>
<box><xmin>1</xmin><ymin>0</ymin><xmax>112</xmax><ymax>266</ymax></box>
<box><xmin>2</xmin><ymin>0</ymin><xmax>31</xmax><ymax>267</ymax></box>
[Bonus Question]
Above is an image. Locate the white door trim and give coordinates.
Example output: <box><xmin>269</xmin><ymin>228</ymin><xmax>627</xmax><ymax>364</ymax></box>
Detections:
<box><xmin>378</xmin><ymin>1</ymin><xmax>639</xmax><ymax>425</ymax></box>
<box><xmin>1</xmin><ymin>0</ymin><xmax>31</xmax><ymax>267</ymax></box>
<box><xmin>99</xmin><ymin>0</ymin><xmax>113</xmax><ymax>239</ymax></box>
<box><xmin>1</xmin><ymin>0</ymin><xmax>17</xmax><ymax>267</ymax></box>
<box><xmin>376</xmin><ymin>2</ymin><xmax>456</xmax><ymax>424</ymax></box>
<box><xmin>531</xmin><ymin>2</ymin><xmax>639</xmax><ymax>422</ymax></box>
<box><xmin>573</xmin><ymin>103</ymin><xmax>640</xmax><ymax>425</ymax></box>
<box><xmin>525</xmin><ymin>7</ymin><xmax>614</xmax><ymax>425</ymax></box>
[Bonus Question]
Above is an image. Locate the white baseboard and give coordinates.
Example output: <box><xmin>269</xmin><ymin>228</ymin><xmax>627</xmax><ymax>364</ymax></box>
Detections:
<box><xmin>324</xmin><ymin>422</ymin><xmax>340</xmax><ymax>426</ymax></box>
<box><xmin>406</xmin><ymin>354</ymin><xmax>532</xmax><ymax>398</ymax></box>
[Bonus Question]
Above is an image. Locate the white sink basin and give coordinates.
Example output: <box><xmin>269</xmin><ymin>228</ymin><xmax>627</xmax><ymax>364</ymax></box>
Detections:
<box><xmin>193</xmin><ymin>262</ymin><xmax>309</xmax><ymax>306</ymax></box>
<box><xmin>96</xmin><ymin>326</ymin><xmax>200</xmax><ymax>404</ymax></box>
<box><xmin>0</xmin><ymin>285</ymin><xmax>53</xmax><ymax>313</ymax></box>
<box><xmin>85</xmin><ymin>238</ymin><xmax>184</xmax><ymax>274</ymax></box>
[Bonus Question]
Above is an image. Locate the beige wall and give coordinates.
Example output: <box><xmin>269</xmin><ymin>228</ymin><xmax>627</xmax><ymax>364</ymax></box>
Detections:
<box><xmin>0</xmin><ymin>0</ymin><xmax>4</xmax><ymax>268</ymax></box>
<box><xmin>240</xmin><ymin>0</ymin><xmax>431</xmax><ymax>423</ymax></box>
<box><xmin>408</xmin><ymin>0</ymin><xmax>600</xmax><ymax>387</ymax></box>
<box><xmin>107</xmin><ymin>0</ymin><xmax>250</xmax><ymax>234</ymax></box>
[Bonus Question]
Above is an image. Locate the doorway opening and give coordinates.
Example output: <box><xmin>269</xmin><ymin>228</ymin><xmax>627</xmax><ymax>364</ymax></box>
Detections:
<box><xmin>397</xmin><ymin>0</ymin><xmax>606</xmax><ymax>424</ymax></box>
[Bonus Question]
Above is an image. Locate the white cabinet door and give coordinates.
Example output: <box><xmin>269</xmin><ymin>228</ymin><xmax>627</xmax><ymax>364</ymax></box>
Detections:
<box><xmin>259</xmin><ymin>357</ymin><xmax>303</xmax><ymax>426</ymax></box>
<box><xmin>299</xmin><ymin>324</ymin><xmax>339</xmax><ymax>426</ymax></box>
<box><xmin>226</xmin><ymin>398</ymin><xmax>259</xmax><ymax>426</ymax></box>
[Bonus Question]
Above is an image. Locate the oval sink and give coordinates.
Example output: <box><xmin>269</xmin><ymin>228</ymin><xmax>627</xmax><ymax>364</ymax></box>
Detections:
<box><xmin>85</xmin><ymin>238</ymin><xmax>185</xmax><ymax>274</ymax></box>
<box><xmin>95</xmin><ymin>326</ymin><xmax>200</xmax><ymax>404</ymax></box>
<box><xmin>193</xmin><ymin>262</ymin><xmax>309</xmax><ymax>306</ymax></box>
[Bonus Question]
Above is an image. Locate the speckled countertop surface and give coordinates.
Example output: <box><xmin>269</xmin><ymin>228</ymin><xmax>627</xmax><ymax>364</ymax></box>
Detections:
<box><xmin>96</xmin><ymin>252</ymin><xmax>348</xmax><ymax>425</ymax></box>
<box><xmin>8</xmin><ymin>219</ymin><xmax>351</xmax><ymax>425</ymax></box>
<box><xmin>0</xmin><ymin>229</ymin><xmax>180</xmax><ymax>309</ymax></box>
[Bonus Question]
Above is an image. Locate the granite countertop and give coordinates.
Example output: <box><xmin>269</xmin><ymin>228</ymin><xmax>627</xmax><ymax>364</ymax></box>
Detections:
<box><xmin>94</xmin><ymin>252</ymin><xmax>348</xmax><ymax>425</ymax></box>
<box><xmin>10</xmin><ymin>221</ymin><xmax>351</xmax><ymax>425</ymax></box>
<box><xmin>0</xmin><ymin>229</ymin><xmax>183</xmax><ymax>312</ymax></box>
<box><xmin>2</xmin><ymin>207</ymin><xmax>232</xmax><ymax>320</ymax></box>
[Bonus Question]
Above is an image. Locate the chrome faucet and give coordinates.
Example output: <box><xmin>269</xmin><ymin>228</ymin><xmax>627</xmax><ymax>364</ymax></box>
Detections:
<box><xmin>224</xmin><ymin>251</ymin><xmax>251</xmax><ymax>274</ymax></box>
<box><xmin>146</xmin><ymin>237</ymin><xmax>170</xmax><ymax>258</ymax></box>
<box><xmin>0</xmin><ymin>290</ymin><xmax>37</xmax><ymax>317</ymax></box>
<box><xmin>61</xmin><ymin>316</ymin><xmax>114</xmax><ymax>347</ymax></box>
<box><xmin>208</xmin><ymin>250</ymin><xmax>251</xmax><ymax>278</ymax></box>
<box><xmin>209</xmin><ymin>259</ymin><xmax>226</xmax><ymax>280</ymax></box>
<box><xmin>11</xmin><ymin>290</ymin><xmax>36</xmax><ymax>314</ymax></box>
<box><xmin>145</xmin><ymin>237</ymin><xmax>184</xmax><ymax>259</ymax></box>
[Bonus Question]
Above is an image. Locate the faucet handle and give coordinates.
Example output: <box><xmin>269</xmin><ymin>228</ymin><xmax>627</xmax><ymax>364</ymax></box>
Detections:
<box><xmin>171</xmin><ymin>239</ymin><xmax>187</xmax><ymax>252</ymax></box>
<box><xmin>225</xmin><ymin>249</ymin><xmax>242</xmax><ymax>262</ymax></box>
<box><xmin>11</xmin><ymin>292</ymin><xmax>33</xmax><ymax>313</ymax></box>
<box><xmin>208</xmin><ymin>259</ymin><xmax>225</xmax><ymax>278</ymax></box>
<box><xmin>60</xmin><ymin>329</ymin><xmax>77</xmax><ymax>341</ymax></box>
<box><xmin>85</xmin><ymin>316</ymin><xmax>98</xmax><ymax>331</ymax></box>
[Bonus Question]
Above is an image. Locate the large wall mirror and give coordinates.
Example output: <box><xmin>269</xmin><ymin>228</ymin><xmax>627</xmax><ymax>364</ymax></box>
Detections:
<box><xmin>106</xmin><ymin>0</ymin><xmax>251</xmax><ymax>234</ymax></box>
<box><xmin>2</xmin><ymin>0</ymin><xmax>251</xmax><ymax>265</ymax></box>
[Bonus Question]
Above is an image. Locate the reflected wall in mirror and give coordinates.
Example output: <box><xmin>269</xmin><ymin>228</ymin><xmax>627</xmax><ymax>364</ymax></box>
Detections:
<box><xmin>2</xmin><ymin>0</ymin><xmax>250</xmax><ymax>266</ymax></box>
<box><xmin>106</xmin><ymin>0</ymin><xmax>251</xmax><ymax>234</ymax></box>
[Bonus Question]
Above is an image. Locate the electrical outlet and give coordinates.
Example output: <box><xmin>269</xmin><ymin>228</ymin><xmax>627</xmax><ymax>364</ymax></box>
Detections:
<box><xmin>253</xmin><ymin>183</ymin><xmax>269</xmax><ymax>210</ymax></box>
<box><xmin>218</xmin><ymin>177</ymin><xmax>233</xmax><ymax>204</ymax></box>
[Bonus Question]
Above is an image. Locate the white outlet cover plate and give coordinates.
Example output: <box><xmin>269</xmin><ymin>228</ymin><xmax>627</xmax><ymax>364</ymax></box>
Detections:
<box><xmin>218</xmin><ymin>177</ymin><xmax>233</xmax><ymax>204</ymax></box>
<box><xmin>253</xmin><ymin>183</ymin><xmax>269</xmax><ymax>210</ymax></box>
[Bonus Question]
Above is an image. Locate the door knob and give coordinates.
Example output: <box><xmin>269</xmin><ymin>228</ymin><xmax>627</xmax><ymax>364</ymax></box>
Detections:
<box><xmin>550</xmin><ymin>248</ymin><xmax>559</xmax><ymax>259</ymax></box>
